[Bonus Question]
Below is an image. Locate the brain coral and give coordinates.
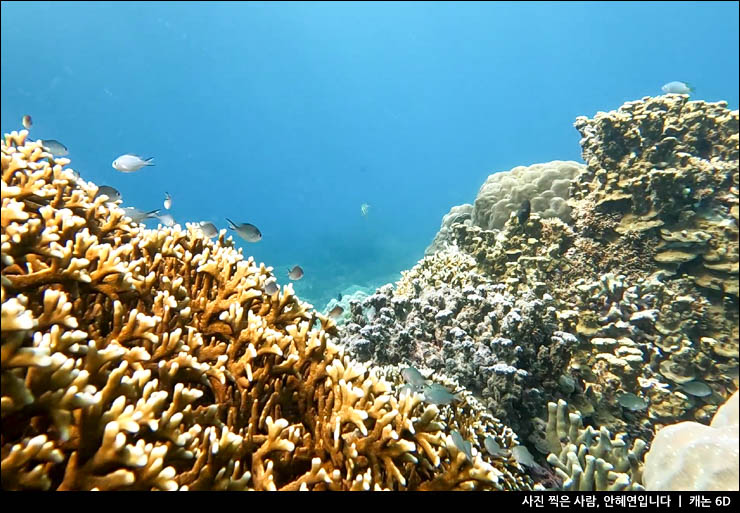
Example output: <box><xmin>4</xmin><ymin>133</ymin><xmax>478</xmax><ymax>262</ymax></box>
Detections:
<box><xmin>1</xmin><ymin>130</ymin><xmax>531</xmax><ymax>491</ymax></box>
<box><xmin>472</xmin><ymin>161</ymin><xmax>585</xmax><ymax>230</ymax></box>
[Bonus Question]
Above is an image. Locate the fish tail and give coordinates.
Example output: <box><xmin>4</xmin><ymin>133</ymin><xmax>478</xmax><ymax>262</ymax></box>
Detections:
<box><xmin>225</xmin><ymin>217</ymin><xmax>236</xmax><ymax>229</ymax></box>
<box><xmin>145</xmin><ymin>157</ymin><xmax>155</xmax><ymax>166</ymax></box>
<box><xmin>146</xmin><ymin>209</ymin><xmax>161</xmax><ymax>216</ymax></box>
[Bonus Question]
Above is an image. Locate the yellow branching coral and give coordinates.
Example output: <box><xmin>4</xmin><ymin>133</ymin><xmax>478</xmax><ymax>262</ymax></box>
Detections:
<box><xmin>1</xmin><ymin>130</ymin><xmax>531</xmax><ymax>490</ymax></box>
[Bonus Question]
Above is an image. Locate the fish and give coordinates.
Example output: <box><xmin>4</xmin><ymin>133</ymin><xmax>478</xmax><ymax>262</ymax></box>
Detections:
<box><xmin>164</xmin><ymin>192</ymin><xmax>172</xmax><ymax>210</ymax></box>
<box><xmin>361</xmin><ymin>203</ymin><xmax>370</xmax><ymax>217</ymax></box>
<box><xmin>337</xmin><ymin>292</ymin><xmax>343</xmax><ymax>301</ymax></box>
<box><xmin>484</xmin><ymin>436</ymin><xmax>508</xmax><ymax>458</ymax></box>
<box><xmin>22</xmin><ymin>115</ymin><xmax>32</xmax><ymax>130</ymax></box>
<box><xmin>40</xmin><ymin>139</ymin><xmax>68</xmax><ymax>156</ymax></box>
<box><xmin>662</xmin><ymin>81</ymin><xmax>693</xmax><ymax>95</ymax></box>
<box><xmin>121</xmin><ymin>207</ymin><xmax>160</xmax><ymax>224</ymax></box>
<box><xmin>450</xmin><ymin>431</ymin><xmax>473</xmax><ymax>463</ymax></box>
<box><xmin>264</xmin><ymin>279</ymin><xmax>279</xmax><ymax>295</ymax></box>
<box><xmin>401</xmin><ymin>367</ymin><xmax>429</xmax><ymax>389</ymax></box>
<box><xmin>226</xmin><ymin>218</ymin><xmax>262</xmax><ymax>243</ymax></box>
<box><xmin>617</xmin><ymin>392</ymin><xmax>648</xmax><ymax>411</ymax></box>
<box><xmin>94</xmin><ymin>185</ymin><xmax>122</xmax><ymax>203</ymax></box>
<box><xmin>112</xmin><ymin>154</ymin><xmax>155</xmax><ymax>173</ymax></box>
<box><xmin>422</xmin><ymin>383</ymin><xmax>461</xmax><ymax>405</ymax></box>
<box><xmin>328</xmin><ymin>305</ymin><xmax>344</xmax><ymax>319</ymax></box>
<box><xmin>512</xmin><ymin>445</ymin><xmax>536</xmax><ymax>468</ymax></box>
<box><xmin>288</xmin><ymin>265</ymin><xmax>304</xmax><ymax>280</ymax></box>
<box><xmin>679</xmin><ymin>381</ymin><xmax>713</xmax><ymax>397</ymax></box>
<box><xmin>516</xmin><ymin>199</ymin><xmax>531</xmax><ymax>225</ymax></box>
<box><xmin>157</xmin><ymin>213</ymin><xmax>175</xmax><ymax>227</ymax></box>
<box><xmin>198</xmin><ymin>221</ymin><xmax>219</xmax><ymax>238</ymax></box>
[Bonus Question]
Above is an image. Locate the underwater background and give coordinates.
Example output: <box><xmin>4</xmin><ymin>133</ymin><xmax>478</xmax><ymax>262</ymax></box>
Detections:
<box><xmin>1</xmin><ymin>0</ymin><xmax>738</xmax><ymax>310</ymax></box>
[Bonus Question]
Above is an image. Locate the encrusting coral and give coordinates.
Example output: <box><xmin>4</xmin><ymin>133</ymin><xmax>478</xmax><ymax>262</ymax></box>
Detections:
<box><xmin>1</xmin><ymin>130</ymin><xmax>532</xmax><ymax>490</ymax></box>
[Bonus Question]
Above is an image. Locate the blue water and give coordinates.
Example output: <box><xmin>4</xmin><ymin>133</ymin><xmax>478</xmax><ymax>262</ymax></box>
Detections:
<box><xmin>2</xmin><ymin>1</ymin><xmax>738</xmax><ymax>308</ymax></box>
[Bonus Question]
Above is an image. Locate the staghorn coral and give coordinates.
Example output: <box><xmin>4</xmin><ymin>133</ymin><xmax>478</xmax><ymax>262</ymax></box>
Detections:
<box><xmin>1</xmin><ymin>130</ymin><xmax>531</xmax><ymax>491</ymax></box>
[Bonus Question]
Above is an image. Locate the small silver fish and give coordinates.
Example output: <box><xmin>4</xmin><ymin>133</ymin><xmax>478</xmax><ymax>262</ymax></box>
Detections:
<box><xmin>22</xmin><ymin>115</ymin><xmax>32</xmax><ymax>130</ymax></box>
<box><xmin>512</xmin><ymin>445</ymin><xmax>536</xmax><ymax>468</ymax></box>
<box><xmin>40</xmin><ymin>139</ymin><xmax>68</xmax><ymax>156</ymax></box>
<box><xmin>288</xmin><ymin>265</ymin><xmax>304</xmax><ymax>280</ymax></box>
<box><xmin>401</xmin><ymin>367</ymin><xmax>429</xmax><ymax>389</ymax></box>
<box><xmin>264</xmin><ymin>279</ymin><xmax>279</xmax><ymax>295</ymax></box>
<box><xmin>662</xmin><ymin>81</ymin><xmax>693</xmax><ymax>95</ymax></box>
<box><xmin>361</xmin><ymin>203</ymin><xmax>370</xmax><ymax>217</ymax></box>
<box><xmin>679</xmin><ymin>381</ymin><xmax>713</xmax><ymax>397</ymax></box>
<box><xmin>112</xmin><ymin>154</ymin><xmax>155</xmax><ymax>173</ymax></box>
<box><xmin>484</xmin><ymin>436</ymin><xmax>507</xmax><ymax>458</ymax></box>
<box><xmin>164</xmin><ymin>192</ymin><xmax>172</xmax><ymax>210</ymax></box>
<box><xmin>328</xmin><ymin>305</ymin><xmax>344</xmax><ymax>319</ymax></box>
<box><xmin>198</xmin><ymin>221</ymin><xmax>219</xmax><ymax>238</ymax></box>
<box><xmin>157</xmin><ymin>213</ymin><xmax>175</xmax><ymax>227</ymax></box>
<box><xmin>617</xmin><ymin>392</ymin><xmax>648</xmax><ymax>411</ymax></box>
<box><xmin>450</xmin><ymin>430</ymin><xmax>473</xmax><ymax>463</ymax></box>
<box><xmin>226</xmin><ymin>218</ymin><xmax>262</xmax><ymax>243</ymax></box>
<box><xmin>94</xmin><ymin>185</ymin><xmax>122</xmax><ymax>203</ymax></box>
<box><xmin>122</xmin><ymin>207</ymin><xmax>160</xmax><ymax>224</ymax></box>
<box><xmin>422</xmin><ymin>383</ymin><xmax>461</xmax><ymax>405</ymax></box>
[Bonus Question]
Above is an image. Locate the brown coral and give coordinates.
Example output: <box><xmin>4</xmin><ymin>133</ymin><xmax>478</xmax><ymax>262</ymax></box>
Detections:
<box><xmin>1</xmin><ymin>130</ymin><xmax>530</xmax><ymax>490</ymax></box>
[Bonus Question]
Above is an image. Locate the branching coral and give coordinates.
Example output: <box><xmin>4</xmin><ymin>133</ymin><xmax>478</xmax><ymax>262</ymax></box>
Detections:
<box><xmin>543</xmin><ymin>399</ymin><xmax>647</xmax><ymax>491</ymax></box>
<box><xmin>1</xmin><ymin>130</ymin><xmax>531</xmax><ymax>490</ymax></box>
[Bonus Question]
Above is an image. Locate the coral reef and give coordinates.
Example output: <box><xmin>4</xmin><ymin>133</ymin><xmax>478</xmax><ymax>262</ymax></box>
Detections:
<box><xmin>643</xmin><ymin>391</ymin><xmax>738</xmax><ymax>491</ymax></box>
<box><xmin>1</xmin><ymin>130</ymin><xmax>531</xmax><ymax>490</ymax></box>
<box><xmin>436</xmin><ymin>96</ymin><xmax>739</xmax><ymax>437</ymax></box>
<box><xmin>572</xmin><ymin>95</ymin><xmax>738</xmax><ymax>299</ymax></box>
<box><xmin>344</xmin><ymin>95</ymin><xmax>738</xmax><ymax>486</ymax></box>
<box><xmin>341</xmin><ymin>248</ymin><xmax>578</xmax><ymax>441</ymax></box>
